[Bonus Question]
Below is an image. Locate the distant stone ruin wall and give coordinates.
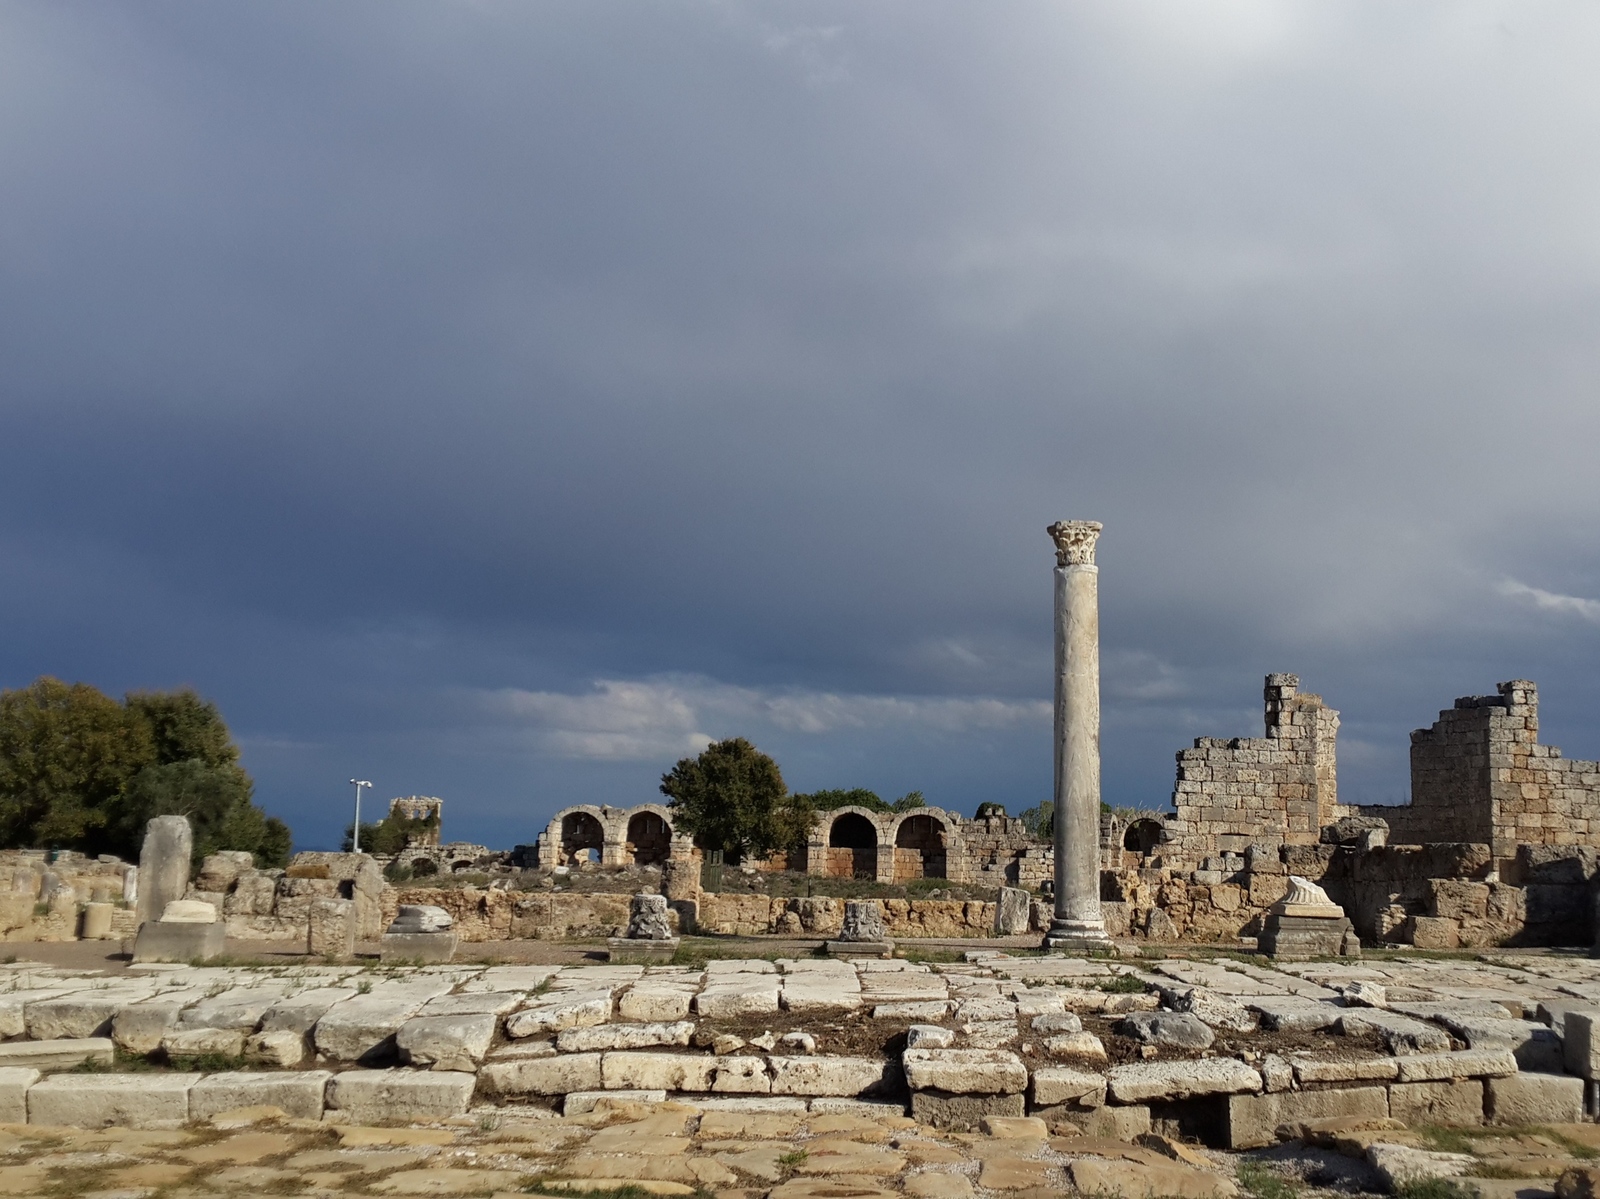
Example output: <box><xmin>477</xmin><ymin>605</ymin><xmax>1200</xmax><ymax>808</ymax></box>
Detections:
<box><xmin>536</xmin><ymin>801</ymin><xmax>1052</xmax><ymax>887</ymax></box>
<box><xmin>1367</xmin><ymin>680</ymin><xmax>1600</xmax><ymax>858</ymax></box>
<box><xmin>1162</xmin><ymin>674</ymin><xmax>1345</xmax><ymax>867</ymax></box>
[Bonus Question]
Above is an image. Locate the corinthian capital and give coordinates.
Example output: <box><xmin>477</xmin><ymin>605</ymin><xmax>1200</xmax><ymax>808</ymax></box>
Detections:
<box><xmin>1047</xmin><ymin>520</ymin><xmax>1102</xmax><ymax>567</ymax></box>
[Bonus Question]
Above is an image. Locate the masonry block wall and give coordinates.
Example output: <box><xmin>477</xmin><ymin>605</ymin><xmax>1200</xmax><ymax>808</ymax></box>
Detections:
<box><xmin>1382</xmin><ymin>680</ymin><xmax>1600</xmax><ymax>858</ymax></box>
<box><xmin>1164</xmin><ymin>674</ymin><xmax>1344</xmax><ymax>866</ymax></box>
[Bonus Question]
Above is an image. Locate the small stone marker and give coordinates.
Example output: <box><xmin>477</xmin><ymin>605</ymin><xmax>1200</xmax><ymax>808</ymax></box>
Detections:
<box><xmin>133</xmin><ymin>815</ymin><xmax>193</xmax><ymax>927</ymax></box>
<box><xmin>308</xmin><ymin>897</ymin><xmax>356</xmax><ymax>958</ymax></box>
<box><xmin>994</xmin><ymin>887</ymin><xmax>1031</xmax><ymax>935</ymax></box>
<box><xmin>825</xmin><ymin>900</ymin><xmax>894</xmax><ymax>959</ymax></box>
<box><xmin>606</xmin><ymin>893</ymin><xmax>680</xmax><ymax>963</ymax></box>
<box><xmin>381</xmin><ymin>904</ymin><xmax>458</xmax><ymax>963</ymax></box>
<box><xmin>1258</xmin><ymin>876</ymin><xmax>1359</xmax><ymax>960</ymax></box>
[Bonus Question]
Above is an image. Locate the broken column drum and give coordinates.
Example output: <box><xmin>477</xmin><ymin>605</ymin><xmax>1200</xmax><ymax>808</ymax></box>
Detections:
<box><xmin>1045</xmin><ymin>520</ymin><xmax>1112</xmax><ymax>949</ymax></box>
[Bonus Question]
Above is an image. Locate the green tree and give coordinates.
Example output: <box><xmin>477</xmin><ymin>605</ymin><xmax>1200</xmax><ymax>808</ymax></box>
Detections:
<box><xmin>0</xmin><ymin>678</ymin><xmax>152</xmax><ymax>848</ymax></box>
<box><xmin>341</xmin><ymin>810</ymin><xmax>437</xmax><ymax>856</ymax></box>
<box><xmin>1018</xmin><ymin>800</ymin><xmax>1053</xmax><ymax>840</ymax></box>
<box><xmin>795</xmin><ymin>788</ymin><xmax>926</xmax><ymax>815</ymax></box>
<box><xmin>0</xmin><ymin>676</ymin><xmax>292</xmax><ymax>867</ymax></box>
<box><xmin>659</xmin><ymin>737</ymin><xmax>790</xmax><ymax>860</ymax></box>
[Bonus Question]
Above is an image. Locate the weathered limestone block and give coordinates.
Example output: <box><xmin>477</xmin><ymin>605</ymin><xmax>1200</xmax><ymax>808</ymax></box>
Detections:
<box><xmin>995</xmin><ymin>888</ymin><xmax>1031</xmax><ymax>935</ymax></box>
<box><xmin>1106</xmin><ymin>1058</ymin><xmax>1262</xmax><ymax>1104</ymax></box>
<box><xmin>135</xmin><ymin>815</ymin><xmax>193</xmax><ymax>927</ymax></box>
<box><xmin>223</xmin><ymin>871</ymin><xmax>279</xmax><ymax>916</ymax></box>
<box><xmin>1291</xmin><ymin>1056</ymin><xmax>1399</xmax><ymax>1084</ymax></box>
<box><xmin>1486</xmin><ymin>1073</ymin><xmax>1583</xmax><ymax>1126</ymax></box>
<box><xmin>781</xmin><ymin>962</ymin><xmax>863</xmax><ymax>1013</ymax></box>
<box><xmin>244</xmin><ymin>1029</ymin><xmax>307</xmax><ymax>1067</ymax></box>
<box><xmin>600</xmin><ymin>1050</ymin><xmax>717</xmax><ymax>1092</ymax></box>
<box><xmin>1030</xmin><ymin>1066</ymin><xmax>1106</xmax><ymax>1108</ymax></box>
<box><xmin>396</xmin><ymin>1012</ymin><xmax>498</xmax><ymax>1071</ymax></box>
<box><xmin>162</xmin><ymin>1027</ymin><xmax>246</xmax><ymax>1059</ymax></box>
<box><xmin>308</xmin><ymin>898</ymin><xmax>355</xmax><ymax>957</ymax></box>
<box><xmin>1224</xmin><ymin>1086</ymin><xmax>1390</xmax><ymax>1150</ymax></box>
<box><xmin>0</xmin><ymin>1069</ymin><xmax>37</xmax><ymax>1125</ymax></box>
<box><xmin>1389</xmin><ymin>1079</ymin><xmax>1485</xmax><ymax>1126</ymax></box>
<box><xmin>838</xmin><ymin>900</ymin><xmax>887</xmax><ymax>942</ymax></box>
<box><xmin>326</xmin><ymin>1069</ymin><xmax>477</xmax><ymax>1122</ymax></box>
<box><xmin>911</xmin><ymin>1091</ymin><xmax>1025</xmax><ymax>1129</ymax></box>
<box><xmin>1119</xmin><ymin>1011</ymin><xmax>1215</xmax><ymax>1050</ymax></box>
<box><xmin>196</xmin><ymin>851</ymin><xmax>255</xmax><ymax>894</ymax></box>
<box><xmin>902</xmin><ymin>1049</ymin><xmax>1027</xmax><ymax>1094</ymax></box>
<box><xmin>1566</xmin><ymin>1011</ymin><xmax>1600</xmax><ymax>1079</ymax></box>
<box><xmin>695</xmin><ymin>975</ymin><xmax>781</xmax><ymax>1019</ymax></box>
<box><xmin>312</xmin><ymin>978</ymin><xmax>456</xmax><ymax>1062</ymax></box>
<box><xmin>556</xmin><ymin>1021</ymin><xmax>696</xmax><ymax>1052</ymax></box>
<box><xmin>190</xmin><ymin>1070</ymin><xmax>331</xmax><ymax>1121</ymax></box>
<box><xmin>712</xmin><ymin>1055</ymin><xmax>772</xmax><ymax>1093</ymax></box>
<box><xmin>1410</xmin><ymin>916</ymin><xmax>1461</xmax><ymax>949</ymax></box>
<box><xmin>1068</xmin><ymin>1159</ymin><xmax>1237</xmax><ymax>1199</ymax></box>
<box><xmin>28</xmin><ymin>1072</ymin><xmax>201</xmax><ymax>1128</ymax></box>
<box><xmin>26</xmin><ymin>992</ymin><xmax>142</xmax><ymax>1040</ymax></box>
<box><xmin>130</xmin><ymin>918</ymin><xmax>225</xmax><ymax>963</ymax></box>
<box><xmin>479</xmin><ymin>1052</ymin><xmax>602</xmax><ymax>1096</ymax></box>
<box><xmin>1338</xmin><ymin>1010</ymin><xmax>1452</xmax><ymax>1054</ymax></box>
<box><xmin>505</xmin><ymin>989</ymin><xmax>615</xmax><ymax>1037</ymax></box>
<box><xmin>259</xmin><ymin>986</ymin><xmax>358</xmax><ymax>1035</ymax></box>
<box><xmin>1391</xmin><ymin>1049</ymin><xmax>1517</xmax><ymax>1083</ymax></box>
<box><xmin>618</xmin><ymin>980</ymin><xmax>699</xmax><ymax>1023</ymax></box>
<box><xmin>0</xmin><ymin>1037</ymin><xmax>113</xmax><ymax>1070</ymax></box>
<box><xmin>768</xmin><ymin>1055</ymin><xmax>893</xmax><ymax>1097</ymax></box>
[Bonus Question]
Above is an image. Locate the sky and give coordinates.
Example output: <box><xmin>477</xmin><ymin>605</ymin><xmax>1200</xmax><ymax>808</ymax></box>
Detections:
<box><xmin>3</xmin><ymin>1</ymin><xmax>1600</xmax><ymax>852</ymax></box>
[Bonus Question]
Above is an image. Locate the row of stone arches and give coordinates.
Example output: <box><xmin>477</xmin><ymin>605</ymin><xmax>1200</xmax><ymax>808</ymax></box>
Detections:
<box><xmin>540</xmin><ymin>804</ymin><xmax>684</xmax><ymax>868</ymax></box>
<box><xmin>535</xmin><ymin>801</ymin><xmax>967</xmax><ymax>882</ymax></box>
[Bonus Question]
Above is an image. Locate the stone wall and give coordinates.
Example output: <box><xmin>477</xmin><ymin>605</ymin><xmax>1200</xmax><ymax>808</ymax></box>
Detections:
<box><xmin>1163</xmin><ymin>674</ymin><xmax>1344</xmax><ymax>867</ymax></box>
<box><xmin>1366</xmin><ymin>680</ymin><xmax>1600</xmax><ymax>859</ymax></box>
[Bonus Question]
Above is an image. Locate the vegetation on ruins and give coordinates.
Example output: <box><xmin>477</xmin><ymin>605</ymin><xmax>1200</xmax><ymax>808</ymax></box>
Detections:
<box><xmin>0</xmin><ymin>676</ymin><xmax>291</xmax><ymax>868</ymax></box>
<box><xmin>341</xmin><ymin>808</ymin><xmax>440</xmax><ymax>856</ymax></box>
<box><xmin>659</xmin><ymin>737</ymin><xmax>811</xmax><ymax>861</ymax></box>
<box><xmin>793</xmin><ymin>787</ymin><xmax>926</xmax><ymax>815</ymax></box>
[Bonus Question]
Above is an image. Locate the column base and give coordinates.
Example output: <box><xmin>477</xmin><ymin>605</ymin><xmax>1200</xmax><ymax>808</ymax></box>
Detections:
<box><xmin>1042</xmin><ymin>919</ymin><xmax>1114</xmax><ymax>953</ymax></box>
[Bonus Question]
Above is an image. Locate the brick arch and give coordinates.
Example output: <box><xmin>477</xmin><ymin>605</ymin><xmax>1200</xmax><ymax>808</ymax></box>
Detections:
<box><xmin>892</xmin><ymin>810</ymin><xmax>952</xmax><ymax>880</ymax></box>
<box><xmin>554</xmin><ymin>805</ymin><xmax>607</xmax><ymax>865</ymax></box>
<box><xmin>624</xmin><ymin>805</ymin><xmax>674</xmax><ymax>865</ymax></box>
<box><xmin>823</xmin><ymin>807</ymin><xmax>882</xmax><ymax>879</ymax></box>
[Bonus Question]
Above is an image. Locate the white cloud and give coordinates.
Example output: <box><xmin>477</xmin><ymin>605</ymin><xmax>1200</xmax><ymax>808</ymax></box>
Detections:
<box><xmin>1499</xmin><ymin>578</ymin><xmax>1600</xmax><ymax>624</ymax></box>
<box><xmin>471</xmin><ymin>674</ymin><xmax>1048</xmax><ymax>761</ymax></box>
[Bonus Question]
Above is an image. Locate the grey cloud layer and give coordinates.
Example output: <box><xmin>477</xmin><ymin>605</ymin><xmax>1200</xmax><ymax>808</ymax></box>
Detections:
<box><xmin>1</xmin><ymin>2</ymin><xmax>1598</xmax><ymax>846</ymax></box>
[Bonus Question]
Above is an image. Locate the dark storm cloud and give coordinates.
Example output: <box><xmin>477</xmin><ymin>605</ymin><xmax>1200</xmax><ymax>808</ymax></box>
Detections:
<box><xmin>2</xmin><ymin>1</ymin><xmax>1599</xmax><ymax>847</ymax></box>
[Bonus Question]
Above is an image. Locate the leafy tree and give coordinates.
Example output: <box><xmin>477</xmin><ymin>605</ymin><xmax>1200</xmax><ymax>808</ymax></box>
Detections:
<box><xmin>0</xmin><ymin>678</ymin><xmax>152</xmax><ymax>849</ymax></box>
<box><xmin>341</xmin><ymin>810</ymin><xmax>438</xmax><ymax>856</ymax></box>
<box><xmin>796</xmin><ymin>788</ymin><xmax>927</xmax><ymax>815</ymax></box>
<box><xmin>1018</xmin><ymin>800</ymin><xmax>1053</xmax><ymax>840</ymax></box>
<box><xmin>660</xmin><ymin>738</ymin><xmax>790</xmax><ymax>860</ymax></box>
<box><xmin>0</xmin><ymin>676</ymin><xmax>291</xmax><ymax>867</ymax></box>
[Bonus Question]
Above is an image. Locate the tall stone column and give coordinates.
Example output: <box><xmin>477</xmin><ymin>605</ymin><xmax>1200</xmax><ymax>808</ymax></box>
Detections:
<box><xmin>1045</xmin><ymin>520</ymin><xmax>1112</xmax><ymax>950</ymax></box>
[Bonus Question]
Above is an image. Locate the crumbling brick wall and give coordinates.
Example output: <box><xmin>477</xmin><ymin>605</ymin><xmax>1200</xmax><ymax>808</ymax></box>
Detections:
<box><xmin>1163</xmin><ymin>674</ymin><xmax>1344</xmax><ymax>867</ymax></box>
<box><xmin>1368</xmin><ymin>680</ymin><xmax>1600</xmax><ymax>859</ymax></box>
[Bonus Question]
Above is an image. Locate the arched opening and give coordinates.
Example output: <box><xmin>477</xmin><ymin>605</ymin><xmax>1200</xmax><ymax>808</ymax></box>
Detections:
<box><xmin>560</xmin><ymin>811</ymin><xmax>604</xmax><ymax>866</ymax></box>
<box><xmin>894</xmin><ymin>815</ymin><xmax>947</xmax><ymax>881</ymax></box>
<box><xmin>626</xmin><ymin>811</ymin><xmax>672</xmax><ymax>865</ymax></box>
<box><xmin>827</xmin><ymin>812</ymin><xmax>877</xmax><ymax>879</ymax></box>
<box><xmin>1124</xmin><ymin>818</ymin><xmax>1163</xmax><ymax>857</ymax></box>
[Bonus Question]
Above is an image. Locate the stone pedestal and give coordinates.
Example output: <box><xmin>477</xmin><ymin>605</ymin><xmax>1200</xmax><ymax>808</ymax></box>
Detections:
<box><xmin>1044</xmin><ymin>520</ymin><xmax>1112</xmax><ymax>951</ymax></box>
<box><xmin>1259</xmin><ymin>914</ymin><xmax>1359</xmax><ymax>960</ymax></box>
<box><xmin>380</xmin><ymin>932</ymin><xmax>459</xmax><ymax>963</ymax></box>
<box><xmin>131</xmin><ymin>920</ymin><xmax>226</xmax><ymax>963</ymax></box>
<box><xmin>995</xmin><ymin>887</ymin><xmax>1031</xmax><ymax>935</ymax></box>
<box><xmin>606</xmin><ymin>937</ymin><xmax>680</xmax><ymax>963</ymax></box>
<box><xmin>1259</xmin><ymin>876</ymin><xmax>1359</xmax><ymax>960</ymax></box>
